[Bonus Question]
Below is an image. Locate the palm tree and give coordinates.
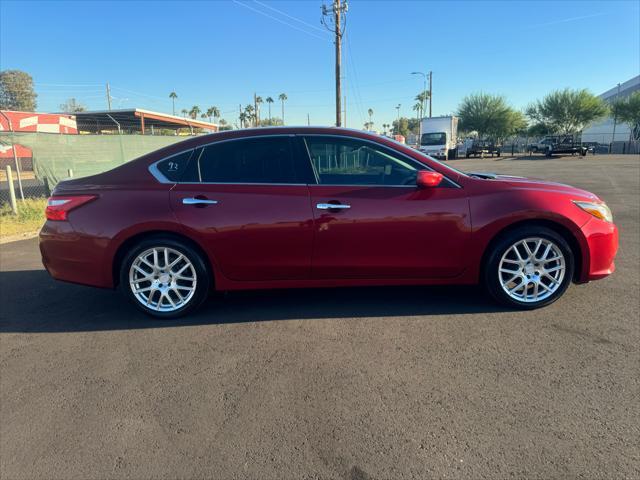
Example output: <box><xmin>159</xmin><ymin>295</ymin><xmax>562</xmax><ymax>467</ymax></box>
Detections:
<box><xmin>255</xmin><ymin>96</ymin><xmax>263</xmax><ymax>126</ymax></box>
<box><xmin>368</xmin><ymin>108</ymin><xmax>374</xmax><ymax>129</ymax></box>
<box><xmin>244</xmin><ymin>105</ymin><xmax>255</xmax><ymax>127</ymax></box>
<box><xmin>181</xmin><ymin>109</ymin><xmax>188</xmax><ymax>118</ymax></box>
<box><xmin>266</xmin><ymin>97</ymin><xmax>274</xmax><ymax>122</ymax></box>
<box><xmin>169</xmin><ymin>91</ymin><xmax>178</xmax><ymax>116</ymax></box>
<box><xmin>189</xmin><ymin>106</ymin><xmax>201</xmax><ymax>120</ymax></box>
<box><xmin>211</xmin><ymin>106</ymin><xmax>220</xmax><ymax>123</ymax></box>
<box><xmin>413</xmin><ymin>102</ymin><xmax>422</xmax><ymax>123</ymax></box>
<box><xmin>239</xmin><ymin>112</ymin><xmax>248</xmax><ymax>128</ymax></box>
<box><xmin>415</xmin><ymin>91</ymin><xmax>429</xmax><ymax>118</ymax></box>
<box><xmin>278</xmin><ymin>93</ymin><xmax>287</xmax><ymax>124</ymax></box>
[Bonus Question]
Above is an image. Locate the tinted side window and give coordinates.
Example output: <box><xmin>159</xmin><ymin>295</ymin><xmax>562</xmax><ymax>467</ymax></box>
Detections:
<box><xmin>304</xmin><ymin>137</ymin><xmax>419</xmax><ymax>186</ymax></box>
<box><xmin>155</xmin><ymin>150</ymin><xmax>194</xmax><ymax>182</ymax></box>
<box><xmin>198</xmin><ymin>137</ymin><xmax>298</xmax><ymax>184</ymax></box>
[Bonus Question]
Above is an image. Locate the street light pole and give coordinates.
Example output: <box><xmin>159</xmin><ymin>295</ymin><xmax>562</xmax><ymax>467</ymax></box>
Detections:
<box><xmin>395</xmin><ymin>104</ymin><xmax>401</xmax><ymax>137</ymax></box>
<box><xmin>428</xmin><ymin>71</ymin><xmax>432</xmax><ymax>118</ymax></box>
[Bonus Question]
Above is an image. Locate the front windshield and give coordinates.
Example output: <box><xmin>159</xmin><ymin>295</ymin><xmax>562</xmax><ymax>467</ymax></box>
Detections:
<box><xmin>421</xmin><ymin>132</ymin><xmax>446</xmax><ymax>146</ymax></box>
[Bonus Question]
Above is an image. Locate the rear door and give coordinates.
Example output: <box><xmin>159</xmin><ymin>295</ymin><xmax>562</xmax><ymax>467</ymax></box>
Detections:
<box><xmin>300</xmin><ymin>135</ymin><xmax>470</xmax><ymax>279</ymax></box>
<box><xmin>168</xmin><ymin>136</ymin><xmax>315</xmax><ymax>281</ymax></box>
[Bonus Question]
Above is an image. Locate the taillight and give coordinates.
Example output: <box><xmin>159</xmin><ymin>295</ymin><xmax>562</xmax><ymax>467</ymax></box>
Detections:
<box><xmin>45</xmin><ymin>195</ymin><xmax>97</xmax><ymax>221</ymax></box>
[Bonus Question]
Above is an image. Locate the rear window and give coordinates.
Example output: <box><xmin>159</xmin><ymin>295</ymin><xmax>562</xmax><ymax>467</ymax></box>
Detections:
<box><xmin>155</xmin><ymin>150</ymin><xmax>194</xmax><ymax>182</ymax></box>
<box><xmin>197</xmin><ymin>137</ymin><xmax>299</xmax><ymax>184</ymax></box>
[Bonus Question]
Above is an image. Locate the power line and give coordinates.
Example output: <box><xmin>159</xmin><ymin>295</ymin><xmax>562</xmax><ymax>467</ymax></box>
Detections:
<box><xmin>253</xmin><ymin>0</ymin><xmax>329</xmax><ymax>34</ymax></box>
<box><xmin>232</xmin><ymin>0</ymin><xmax>330</xmax><ymax>41</ymax></box>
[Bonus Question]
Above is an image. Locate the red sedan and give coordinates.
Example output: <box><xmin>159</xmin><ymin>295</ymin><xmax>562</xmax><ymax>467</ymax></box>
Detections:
<box><xmin>39</xmin><ymin>127</ymin><xmax>618</xmax><ymax>318</ymax></box>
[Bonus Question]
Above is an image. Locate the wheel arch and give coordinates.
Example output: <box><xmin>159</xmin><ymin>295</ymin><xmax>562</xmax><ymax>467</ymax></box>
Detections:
<box><xmin>479</xmin><ymin>218</ymin><xmax>585</xmax><ymax>283</ymax></box>
<box><xmin>111</xmin><ymin>230</ymin><xmax>215</xmax><ymax>288</ymax></box>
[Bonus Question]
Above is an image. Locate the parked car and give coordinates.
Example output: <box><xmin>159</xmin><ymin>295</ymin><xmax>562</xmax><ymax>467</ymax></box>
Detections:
<box><xmin>40</xmin><ymin>127</ymin><xmax>618</xmax><ymax>318</ymax></box>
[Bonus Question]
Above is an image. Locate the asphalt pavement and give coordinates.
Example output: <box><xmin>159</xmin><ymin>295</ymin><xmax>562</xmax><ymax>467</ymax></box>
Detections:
<box><xmin>1</xmin><ymin>154</ymin><xmax>638</xmax><ymax>479</ymax></box>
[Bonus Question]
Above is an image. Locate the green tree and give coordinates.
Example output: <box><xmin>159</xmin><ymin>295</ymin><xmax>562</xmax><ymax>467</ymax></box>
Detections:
<box><xmin>611</xmin><ymin>91</ymin><xmax>640</xmax><ymax>142</ymax></box>
<box><xmin>169</xmin><ymin>91</ymin><xmax>177</xmax><ymax>115</ymax></box>
<box><xmin>259</xmin><ymin>117</ymin><xmax>284</xmax><ymax>127</ymax></box>
<box><xmin>458</xmin><ymin>93</ymin><xmax>526</xmax><ymax>140</ymax></box>
<box><xmin>59</xmin><ymin>98</ymin><xmax>86</xmax><ymax>113</ymax></box>
<box><xmin>278</xmin><ymin>93</ymin><xmax>287</xmax><ymax>124</ymax></box>
<box><xmin>367</xmin><ymin>108</ymin><xmax>374</xmax><ymax>129</ymax></box>
<box><xmin>0</xmin><ymin>70</ymin><xmax>37</xmax><ymax>111</ymax></box>
<box><xmin>189</xmin><ymin>106</ymin><xmax>201</xmax><ymax>120</ymax></box>
<box><xmin>392</xmin><ymin>117</ymin><xmax>420</xmax><ymax>137</ymax></box>
<box><xmin>526</xmin><ymin>88</ymin><xmax>608</xmax><ymax>135</ymax></box>
<box><xmin>181</xmin><ymin>109</ymin><xmax>188</xmax><ymax>118</ymax></box>
<box><xmin>266</xmin><ymin>97</ymin><xmax>274</xmax><ymax>121</ymax></box>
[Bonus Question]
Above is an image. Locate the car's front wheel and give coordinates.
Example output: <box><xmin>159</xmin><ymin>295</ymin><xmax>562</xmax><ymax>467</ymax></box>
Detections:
<box><xmin>120</xmin><ymin>236</ymin><xmax>210</xmax><ymax>318</ymax></box>
<box><xmin>484</xmin><ymin>227</ymin><xmax>574</xmax><ymax>309</ymax></box>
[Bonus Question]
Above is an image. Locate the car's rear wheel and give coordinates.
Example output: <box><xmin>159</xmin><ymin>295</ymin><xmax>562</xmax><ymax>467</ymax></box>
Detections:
<box><xmin>120</xmin><ymin>236</ymin><xmax>210</xmax><ymax>318</ymax></box>
<box><xmin>484</xmin><ymin>227</ymin><xmax>574</xmax><ymax>309</ymax></box>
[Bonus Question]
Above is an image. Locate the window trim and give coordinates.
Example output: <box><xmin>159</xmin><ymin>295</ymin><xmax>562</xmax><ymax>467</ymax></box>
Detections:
<box><xmin>148</xmin><ymin>149</ymin><xmax>195</xmax><ymax>184</ymax></box>
<box><xmin>148</xmin><ymin>133</ymin><xmax>460</xmax><ymax>188</ymax></box>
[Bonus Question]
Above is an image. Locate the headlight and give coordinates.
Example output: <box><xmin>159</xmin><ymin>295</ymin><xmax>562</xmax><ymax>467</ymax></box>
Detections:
<box><xmin>573</xmin><ymin>201</ymin><xmax>613</xmax><ymax>223</ymax></box>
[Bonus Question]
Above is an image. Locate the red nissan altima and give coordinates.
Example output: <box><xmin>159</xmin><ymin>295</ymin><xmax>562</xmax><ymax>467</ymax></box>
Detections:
<box><xmin>39</xmin><ymin>127</ymin><xmax>618</xmax><ymax>318</ymax></box>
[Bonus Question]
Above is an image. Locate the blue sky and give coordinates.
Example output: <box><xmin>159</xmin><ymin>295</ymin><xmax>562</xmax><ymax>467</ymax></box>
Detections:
<box><xmin>1</xmin><ymin>0</ymin><xmax>638</xmax><ymax>128</ymax></box>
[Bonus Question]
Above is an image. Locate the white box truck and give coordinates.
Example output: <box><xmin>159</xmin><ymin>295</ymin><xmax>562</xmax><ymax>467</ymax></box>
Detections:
<box><xmin>418</xmin><ymin>116</ymin><xmax>459</xmax><ymax>160</ymax></box>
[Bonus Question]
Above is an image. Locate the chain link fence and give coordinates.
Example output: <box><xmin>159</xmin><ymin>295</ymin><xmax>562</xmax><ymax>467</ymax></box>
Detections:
<box><xmin>0</xmin><ymin>132</ymin><xmax>189</xmax><ymax>206</ymax></box>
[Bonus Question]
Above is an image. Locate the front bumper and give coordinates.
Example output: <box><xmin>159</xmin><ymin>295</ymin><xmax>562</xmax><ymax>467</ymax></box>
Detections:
<box><xmin>578</xmin><ymin>218</ymin><xmax>619</xmax><ymax>282</ymax></box>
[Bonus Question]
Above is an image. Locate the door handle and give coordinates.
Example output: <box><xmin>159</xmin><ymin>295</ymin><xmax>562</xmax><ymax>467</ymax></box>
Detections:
<box><xmin>182</xmin><ymin>197</ymin><xmax>218</xmax><ymax>205</ymax></box>
<box><xmin>316</xmin><ymin>203</ymin><xmax>350</xmax><ymax>210</ymax></box>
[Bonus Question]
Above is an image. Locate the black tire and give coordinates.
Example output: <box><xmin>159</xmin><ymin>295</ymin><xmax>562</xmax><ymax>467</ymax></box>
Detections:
<box><xmin>119</xmin><ymin>235</ymin><xmax>211</xmax><ymax>318</ymax></box>
<box><xmin>483</xmin><ymin>226</ymin><xmax>574</xmax><ymax>310</ymax></box>
<box><xmin>465</xmin><ymin>152</ymin><xmax>470</xmax><ymax>158</ymax></box>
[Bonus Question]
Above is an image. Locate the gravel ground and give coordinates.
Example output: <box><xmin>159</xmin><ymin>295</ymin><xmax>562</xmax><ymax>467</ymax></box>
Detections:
<box><xmin>1</xmin><ymin>154</ymin><xmax>638</xmax><ymax>479</ymax></box>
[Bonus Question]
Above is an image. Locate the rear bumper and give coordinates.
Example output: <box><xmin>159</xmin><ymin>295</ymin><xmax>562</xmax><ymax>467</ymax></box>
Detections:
<box><xmin>39</xmin><ymin>221</ymin><xmax>113</xmax><ymax>288</ymax></box>
<box><xmin>578</xmin><ymin>218</ymin><xmax>619</xmax><ymax>282</ymax></box>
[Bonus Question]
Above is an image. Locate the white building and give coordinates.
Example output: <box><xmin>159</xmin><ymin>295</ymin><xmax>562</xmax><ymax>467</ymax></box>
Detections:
<box><xmin>582</xmin><ymin>75</ymin><xmax>639</xmax><ymax>145</ymax></box>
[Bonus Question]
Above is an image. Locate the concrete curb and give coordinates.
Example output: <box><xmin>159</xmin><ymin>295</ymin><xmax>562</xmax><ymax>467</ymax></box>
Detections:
<box><xmin>0</xmin><ymin>231</ymin><xmax>39</xmax><ymax>245</ymax></box>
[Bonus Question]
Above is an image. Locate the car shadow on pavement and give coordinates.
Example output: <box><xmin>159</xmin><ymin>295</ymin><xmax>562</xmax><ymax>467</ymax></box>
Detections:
<box><xmin>0</xmin><ymin>269</ymin><xmax>508</xmax><ymax>333</ymax></box>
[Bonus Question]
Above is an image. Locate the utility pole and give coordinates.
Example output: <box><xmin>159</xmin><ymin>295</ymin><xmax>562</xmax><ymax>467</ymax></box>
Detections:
<box><xmin>106</xmin><ymin>82</ymin><xmax>112</xmax><ymax>111</ymax></box>
<box><xmin>428</xmin><ymin>71</ymin><xmax>432</xmax><ymax>118</ymax></box>
<box><xmin>322</xmin><ymin>0</ymin><xmax>348</xmax><ymax>127</ymax></box>
<box><xmin>307</xmin><ymin>113</ymin><xmax>311</xmax><ymax>126</ymax></box>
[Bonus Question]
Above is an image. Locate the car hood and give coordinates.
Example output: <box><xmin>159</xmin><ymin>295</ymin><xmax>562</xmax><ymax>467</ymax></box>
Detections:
<box><xmin>470</xmin><ymin>172</ymin><xmax>600</xmax><ymax>201</ymax></box>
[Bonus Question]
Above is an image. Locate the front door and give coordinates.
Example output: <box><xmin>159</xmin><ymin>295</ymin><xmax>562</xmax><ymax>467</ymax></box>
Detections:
<box><xmin>301</xmin><ymin>135</ymin><xmax>470</xmax><ymax>280</ymax></box>
<box><xmin>170</xmin><ymin>136</ymin><xmax>314</xmax><ymax>281</ymax></box>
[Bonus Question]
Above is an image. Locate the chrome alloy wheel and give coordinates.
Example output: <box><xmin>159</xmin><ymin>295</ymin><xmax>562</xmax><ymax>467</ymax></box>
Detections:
<box><xmin>129</xmin><ymin>247</ymin><xmax>197</xmax><ymax>312</ymax></box>
<box><xmin>498</xmin><ymin>237</ymin><xmax>566</xmax><ymax>303</ymax></box>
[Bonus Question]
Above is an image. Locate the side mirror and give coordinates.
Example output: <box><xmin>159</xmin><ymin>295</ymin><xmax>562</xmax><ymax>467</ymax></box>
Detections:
<box><xmin>416</xmin><ymin>170</ymin><xmax>443</xmax><ymax>188</ymax></box>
